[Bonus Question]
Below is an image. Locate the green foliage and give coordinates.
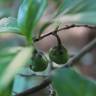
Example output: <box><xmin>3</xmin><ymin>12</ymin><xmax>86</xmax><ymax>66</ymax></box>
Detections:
<box><xmin>49</xmin><ymin>46</ymin><xmax>68</xmax><ymax>64</ymax></box>
<box><xmin>54</xmin><ymin>0</ymin><xmax>96</xmax><ymax>25</ymax></box>
<box><xmin>17</xmin><ymin>0</ymin><xmax>47</xmax><ymax>42</ymax></box>
<box><xmin>0</xmin><ymin>0</ymin><xmax>96</xmax><ymax>95</ymax></box>
<box><xmin>0</xmin><ymin>17</ymin><xmax>19</xmax><ymax>34</ymax></box>
<box><xmin>0</xmin><ymin>47</ymin><xmax>21</xmax><ymax>96</ymax></box>
<box><xmin>52</xmin><ymin>68</ymin><xmax>96</xmax><ymax>96</ymax></box>
<box><xmin>0</xmin><ymin>47</ymin><xmax>32</xmax><ymax>95</ymax></box>
<box><xmin>0</xmin><ymin>81</ymin><xmax>13</xmax><ymax>96</ymax></box>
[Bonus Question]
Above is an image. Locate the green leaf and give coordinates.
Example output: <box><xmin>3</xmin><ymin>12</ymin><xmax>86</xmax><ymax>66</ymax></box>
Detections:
<box><xmin>0</xmin><ymin>46</ymin><xmax>33</xmax><ymax>89</ymax></box>
<box><xmin>0</xmin><ymin>47</ymin><xmax>22</xmax><ymax>96</ymax></box>
<box><xmin>17</xmin><ymin>0</ymin><xmax>47</xmax><ymax>42</ymax></box>
<box><xmin>0</xmin><ymin>17</ymin><xmax>20</xmax><ymax>34</ymax></box>
<box><xmin>52</xmin><ymin>68</ymin><xmax>96</xmax><ymax>96</ymax></box>
<box><xmin>54</xmin><ymin>0</ymin><xmax>96</xmax><ymax>25</ymax></box>
<box><xmin>0</xmin><ymin>47</ymin><xmax>21</xmax><ymax>75</ymax></box>
<box><xmin>0</xmin><ymin>81</ymin><xmax>13</xmax><ymax>96</ymax></box>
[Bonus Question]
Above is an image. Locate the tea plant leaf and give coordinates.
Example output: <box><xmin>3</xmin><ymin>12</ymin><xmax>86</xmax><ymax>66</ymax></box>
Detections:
<box><xmin>0</xmin><ymin>46</ymin><xmax>33</xmax><ymax>89</ymax></box>
<box><xmin>0</xmin><ymin>47</ymin><xmax>22</xmax><ymax>96</ymax></box>
<box><xmin>0</xmin><ymin>81</ymin><xmax>13</xmax><ymax>96</ymax></box>
<box><xmin>17</xmin><ymin>0</ymin><xmax>47</xmax><ymax>42</ymax></box>
<box><xmin>0</xmin><ymin>17</ymin><xmax>20</xmax><ymax>34</ymax></box>
<box><xmin>52</xmin><ymin>68</ymin><xmax>96</xmax><ymax>96</ymax></box>
<box><xmin>54</xmin><ymin>0</ymin><xmax>96</xmax><ymax>25</ymax></box>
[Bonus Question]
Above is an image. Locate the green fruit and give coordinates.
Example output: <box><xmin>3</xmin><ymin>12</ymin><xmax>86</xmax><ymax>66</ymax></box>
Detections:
<box><xmin>49</xmin><ymin>46</ymin><xmax>68</xmax><ymax>64</ymax></box>
<box><xmin>31</xmin><ymin>50</ymin><xmax>48</xmax><ymax>72</ymax></box>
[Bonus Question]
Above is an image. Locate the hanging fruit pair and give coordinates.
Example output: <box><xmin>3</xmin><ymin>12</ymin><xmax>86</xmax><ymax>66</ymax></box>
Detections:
<box><xmin>30</xmin><ymin>49</ymin><xmax>48</xmax><ymax>72</ymax></box>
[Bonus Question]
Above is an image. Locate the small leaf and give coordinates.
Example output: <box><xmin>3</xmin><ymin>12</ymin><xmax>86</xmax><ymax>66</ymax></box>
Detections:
<box><xmin>52</xmin><ymin>68</ymin><xmax>96</xmax><ymax>96</ymax></box>
<box><xmin>17</xmin><ymin>0</ymin><xmax>47</xmax><ymax>41</ymax></box>
<box><xmin>0</xmin><ymin>17</ymin><xmax>20</xmax><ymax>33</ymax></box>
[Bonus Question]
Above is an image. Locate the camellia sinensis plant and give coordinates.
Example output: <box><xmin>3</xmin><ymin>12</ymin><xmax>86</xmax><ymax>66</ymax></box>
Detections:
<box><xmin>0</xmin><ymin>0</ymin><xmax>96</xmax><ymax>96</ymax></box>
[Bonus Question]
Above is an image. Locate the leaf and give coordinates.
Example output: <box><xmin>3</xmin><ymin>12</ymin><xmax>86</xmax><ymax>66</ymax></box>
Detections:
<box><xmin>0</xmin><ymin>81</ymin><xmax>13</xmax><ymax>96</ymax></box>
<box><xmin>0</xmin><ymin>17</ymin><xmax>20</xmax><ymax>34</ymax></box>
<box><xmin>17</xmin><ymin>0</ymin><xmax>47</xmax><ymax>42</ymax></box>
<box><xmin>0</xmin><ymin>47</ymin><xmax>21</xmax><ymax>75</ymax></box>
<box><xmin>0</xmin><ymin>46</ymin><xmax>33</xmax><ymax>89</ymax></box>
<box><xmin>52</xmin><ymin>68</ymin><xmax>96</xmax><ymax>96</ymax></box>
<box><xmin>53</xmin><ymin>0</ymin><xmax>96</xmax><ymax>25</ymax></box>
<box><xmin>0</xmin><ymin>47</ymin><xmax>22</xmax><ymax>96</ymax></box>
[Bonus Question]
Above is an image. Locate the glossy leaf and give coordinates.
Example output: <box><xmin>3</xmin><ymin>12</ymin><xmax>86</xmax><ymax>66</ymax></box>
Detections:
<box><xmin>52</xmin><ymin>68</ymin><xmax>96</xmax><ymax>96</ymax></box>
<box><xmin>0</xmin><ymin>17</ymin><xmax>20</xmax><ymax>34</ymax></box>
<box><xmin>17</xmin><ymin>0</ymin><xmax>47</xmax><ymax>41</ymax></box>
<box><xmin>54</xmin><ymin>0</ymin><xmax>96</xmax><ymax>25</ymax></box>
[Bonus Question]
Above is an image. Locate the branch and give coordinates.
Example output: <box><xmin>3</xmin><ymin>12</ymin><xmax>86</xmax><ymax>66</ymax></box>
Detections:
<box><xmin>18</xmin><ymin>73</ymin><xmax>48</xmax><ymax>77</ymax></box>
<box><xmin>15</xmin><ymin>78</ymin><xmax>51</xmax><ymax>96</ymax></box>
<box><xmin>34</xmin><ymin>24</ymin><xmax>96</xmax><ymax>42</ymax></box>
<box><xmin>62</xmin><ymin>38</ymin><xmax>96</xmax><ymax>68</ymax></box>
<box><xmin>16</xmin><ymin>38</ymin><xmax>96</xmax><ymax>96</ymax></box>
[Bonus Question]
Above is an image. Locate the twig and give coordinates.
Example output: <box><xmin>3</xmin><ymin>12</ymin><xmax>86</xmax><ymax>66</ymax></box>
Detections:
<box><xmin>18</xmin><ymin>73</ymin><xmax>48</xmax><ymax>78</ymax></box>
<box><xmin>15</xmin><ymin>78</ymin><xmax>51</xmax><ymax>96</ymax></box>
<box><xmin>63</xmin><ymin>38</ymin><xmax>96</xmax><ymax>68</ymax></box>
<box><xmin>16</xmin><ymin>38</ymin><xmax>96</xmax><ymax>96</ymax></box>
<box><xmin>34</xmin><ymin>24</ymin><xmax>96</xmax><ymax>42</ymax></box>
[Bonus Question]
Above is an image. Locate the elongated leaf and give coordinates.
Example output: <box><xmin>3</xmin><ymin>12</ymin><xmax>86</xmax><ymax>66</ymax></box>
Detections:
<box><xmin>17</xmin><ymin>0</ymin><xmax>47</xmax><ymax>41</ymax></box>
<box><xmin>52</xmin><ymin>68</ymin><xmax>96</xmax><ymax>96</ymax></box>
<box><xmin>0</xmin><ymin>17</ymin><xmax>20</xmax><ymax>33</ymax></box>
<box><xmin>0</xmin><ymin>81</ymin><xmax>13</xmax><ymax>96</ymax></box>
<box><xmin>0</xmin><ymin>46</ymin><xmax>33</xmax><ymax>89</ymax></box>
<box><xmin>0</xmin><ymin>47</ymin><xmax>22</xmax><ymax>96</ymax></box>
<box><xmin>54</xmin><ymin>0</ymin><xmax>96</xmax><ymax>25</ymax></box>
<box><xmin>0</xmin><ymin>47</ymin><xmax>22</xmax><ymax>75</ymax></box>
